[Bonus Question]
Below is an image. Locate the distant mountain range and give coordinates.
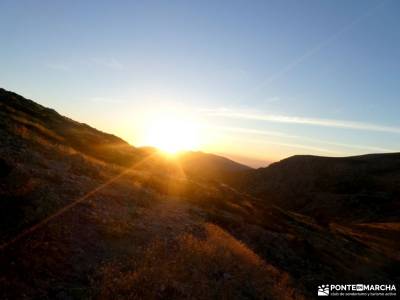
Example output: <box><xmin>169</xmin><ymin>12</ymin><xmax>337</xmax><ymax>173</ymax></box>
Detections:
<box><xmin>229</xmin><ymin>153</ymin><xmax>400</xmax><ymax>223</ymax></box>
<box><xmin>1</xmin><ymin>88</ymin><xmax>399</xmax><ymax>299</ymax></box>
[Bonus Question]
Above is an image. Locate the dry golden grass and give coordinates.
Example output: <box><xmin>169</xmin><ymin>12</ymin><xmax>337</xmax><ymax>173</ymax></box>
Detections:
<box><xmin>2</xmin><ymin>88</ymin><xmax>398</xmax><ymax>300</ymax></box>
<box><xmin>10</xmin><ymin>114</ymin><xmax>64</xmax><ymax>143</ymax></box>
<box><xmin>96</xmin><ymin>223</ymin><xmax>301</xmax><ymax>300</ymax></box>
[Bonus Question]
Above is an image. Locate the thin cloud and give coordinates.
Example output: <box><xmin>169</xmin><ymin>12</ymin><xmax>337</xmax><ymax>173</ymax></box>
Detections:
<box><xmin>90</xmin><ymin>97</ymin><xmax>127</xmax><ymax>104</ymax></box>
<box><xmin>264</xmin><ymin>96</ymin><xmax>280</xmax><ymax>103</ymax></box>
<box><xmin>248</xmin><ymin>1</ymin><xmax>388</xmax><ymax>95</ymax></box>
<box><xmin>91</xmin><ymin>57</ymin><xmax>124</xmax><ymax>70</ymax></box>
<box><xmin>310</xmin><ymin>140</ymin><xmax>395</xmax><ymax>153</ymax></box>
<box><xmin>211</xmin><ymin>125</ymin><xmax>396</xmax><ymax>153</ymax></box>
<box><xmin>209</xmin><ymin>125</ymin><xmax>298</xmax><ymax>139</ymax></box>
<box><xmin>45</xmin><ymin>62</ymin><xmax>70</xmax><ymax>72</ymax></box>
<box><xmin>207</xmin><ymin>110</ymin><xmax>400</xmax><ymax>134</ymax></box>
<box><xmin>236</xmin><ymin>136</ymin><xmax>343</xmax><ymax>155</ymax></box>
<box><xmin>264</xmin><ymin>141</ymin><xmax>343</xmax><ymax>155</ymax></box>
<box><xmin>208</xmin><ymin>125</ymin><xmax>342</xmax><ymax>155</ymax></box>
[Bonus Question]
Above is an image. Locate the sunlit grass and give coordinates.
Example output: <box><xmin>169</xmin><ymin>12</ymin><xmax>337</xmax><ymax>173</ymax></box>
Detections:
<box><xmin>95</xmin><ymin>223</ymin><xmax>297</xmax><ymax>300</ymax></box>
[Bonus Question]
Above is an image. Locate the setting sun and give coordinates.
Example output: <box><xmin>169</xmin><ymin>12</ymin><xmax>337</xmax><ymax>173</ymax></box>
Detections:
<box><xmin>2</xmin><ymin>1</ymin><xmax>399</xmax><ymax>298</ymax></box>
<box><xmin>144</xmin><ymin>116</ymin><xmax>201</xmax><ymax>153</ymax></box>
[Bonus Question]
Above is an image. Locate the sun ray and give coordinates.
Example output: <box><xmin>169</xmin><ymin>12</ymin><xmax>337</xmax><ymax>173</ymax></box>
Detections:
<box><xmin>144</xmin><ymin>116</ymin><xmax>201</xmax><ymax>154</ymax></box>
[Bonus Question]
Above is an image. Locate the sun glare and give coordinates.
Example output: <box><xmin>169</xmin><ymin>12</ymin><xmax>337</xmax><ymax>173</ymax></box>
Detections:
<box><xmin>145</xmin><ymin>116</ymin><xmax>201</xmax><ymax>154</ymax></box>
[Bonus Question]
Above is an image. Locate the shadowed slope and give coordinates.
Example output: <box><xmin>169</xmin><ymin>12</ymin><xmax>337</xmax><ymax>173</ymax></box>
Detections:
<box><xmin>1</xmin><ymin>89</ymin><xmax>399</xmax><ymax>299</ymax></box>
<box><xmin>0</xmin><ymin>88</ymin><xmax>151</xmax><ymax>167</ymax></box>
<box><xmin>230</xmin><ymin>153</ymin><xmax>400</xmax><ymax>223</ymax></box>
<box><xmin>177</xmin><ymin>151</ymin><xmax>252</xmax><ymax>182</ymax></box>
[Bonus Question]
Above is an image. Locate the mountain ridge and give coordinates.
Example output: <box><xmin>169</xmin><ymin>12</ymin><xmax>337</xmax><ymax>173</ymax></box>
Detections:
<box><xmin>229</xmin><ymin>152</ymin><xmax>400</xmax><ymax>223</ymax></box>
<box><xmin>0</xmin><ymin>87</ymin><xmax>251</xmax><ymax>173</ymax></box>
<box><xmin>1</xmin><ymin>88</ymin><xmax>399</xmax><ymax>299</ymax></box>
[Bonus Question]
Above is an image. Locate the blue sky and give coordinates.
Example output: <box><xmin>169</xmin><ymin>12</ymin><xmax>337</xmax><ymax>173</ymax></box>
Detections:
<box><xmin>1</xmin><ymin>0</ymin><xmax>399</xmax><ymax>166</ymax></box>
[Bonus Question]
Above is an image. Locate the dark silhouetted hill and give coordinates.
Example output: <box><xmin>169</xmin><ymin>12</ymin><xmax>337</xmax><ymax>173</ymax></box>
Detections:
<box><xmin>0</xmin><ymin>88</ymin><xmax>151</xmax><ymax>167</ymax></box>
<box><xmin>230</xmin><ymin>153</ymin><xmax>400</xmax><ymax>223</ymax></box>
<box><xmin>177</xmin><ymin>151</ymin><xmax>252</xmax><ymax>182</ymax></box>
<box><xmin>1</xmin><ymin>88</ymin><xmax>399</xmax><ymax>299</ymax></box>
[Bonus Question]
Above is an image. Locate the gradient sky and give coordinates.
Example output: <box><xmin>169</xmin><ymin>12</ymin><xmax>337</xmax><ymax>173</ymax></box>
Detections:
<box><xmin>1</xmin><ymin>0</ymin><xmax>399</xmax><ymax>166</ymax></box>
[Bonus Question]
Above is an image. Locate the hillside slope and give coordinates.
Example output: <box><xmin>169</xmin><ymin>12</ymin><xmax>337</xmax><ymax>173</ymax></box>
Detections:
<box><xmin>230</xmin><ymin>154</ymin><xmax>400</xmax><ymax>224</ymax></box>
<box><xmin>177</xmin><ymin>151</ymin><xmax>252</xmax><ymax>182</ymax></box>
<box><xmin>0</xmin><ymin>88</ymin><xmax>152</xmax><ymax>167</ymax></box>
<box><xmin>0</xmin><ymin>88</ymin><xmax>249</xmax><ymax>179</ymax></box>
<box><xmin>1</xmin><ymin>89</ymin><xmax>399</xmax><ymax>299</ymax></box>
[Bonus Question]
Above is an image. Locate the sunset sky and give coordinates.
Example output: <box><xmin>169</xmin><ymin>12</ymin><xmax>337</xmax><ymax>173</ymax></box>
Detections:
<box><xmin>1</xmin><ymin>0</ymin><xmax>399</xmax><ymax>166</ymax></box>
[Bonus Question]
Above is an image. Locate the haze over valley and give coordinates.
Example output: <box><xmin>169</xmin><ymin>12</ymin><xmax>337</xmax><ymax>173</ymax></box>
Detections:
<box><xmin>1</xmin><ymin>1</ymin><xmax>400</xmax><ymax>299</ymax></box>
<box><xmin>1</xmin><ymin>89</ymin><xmax>399</xmax><ymax>299</ymax></box>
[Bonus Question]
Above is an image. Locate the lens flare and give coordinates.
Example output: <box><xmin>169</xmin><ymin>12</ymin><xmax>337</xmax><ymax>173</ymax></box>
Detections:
<box><xmin>144</xmin><ymin>116</ymin><xmax>201</xmax><ymax>154</ymax></box>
